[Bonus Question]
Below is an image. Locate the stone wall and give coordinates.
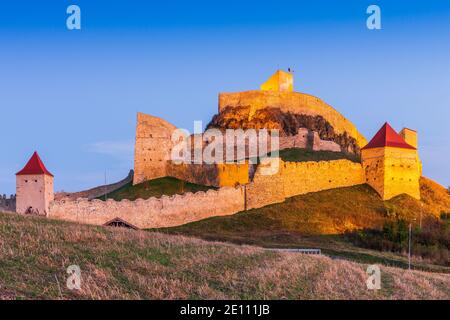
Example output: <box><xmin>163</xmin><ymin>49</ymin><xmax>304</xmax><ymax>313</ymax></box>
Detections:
<box><xmin>218</xmin><ymin>90</ymin><xmax>367</xmax><ymax>149</ymax></box>
<box><xmin>167</xmin><ymin>162</ymin><xmax>221</xmax><ymax>187</ymax></box>
<box><xmin>48</xmin><ymin>186</ymin><xmax>245</xmax><ymax>229</ymax></box>
<box><xmin>246</xmin><ymin>158</ymin><xmax>365</xmax><ymax>209</ymax></box>
<box><xmin>0</xmin><ymin>194</ymin><xmax>16</xmax><ymax>213</ymax></box>
<box><xmin>134</xmin><ymin>113</ymin><xmax>177</xmax><ymax>184</ymax></box>
<box><xmin>49</xmin><ymin>158</ymin><xmax>365</xmax><ymax>229</ymax></box>
<box><xmin>134</xmin><ymin>108</ymin><xmax>343</xmax><ymax>188</ymax></box>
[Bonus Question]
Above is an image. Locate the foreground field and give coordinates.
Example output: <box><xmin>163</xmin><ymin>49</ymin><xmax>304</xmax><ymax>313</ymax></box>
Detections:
<box><xmin>0</xmin><ymin>212</ymin><xmax>448</xmax><ymax>299</ymax></box>
<box><xmin>159</xmin><ymin>178</ymin><xmax>449</xmax><ymax>272</ymax></box>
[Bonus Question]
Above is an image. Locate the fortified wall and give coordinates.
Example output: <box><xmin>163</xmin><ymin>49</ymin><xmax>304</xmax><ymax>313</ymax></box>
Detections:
<box><xmin>48</xmin><ymin>186</ymin><xmax>245</xmax><ymax>229</ymax></box>
<box><xmin>0</xmin><ymin>194</ymin><xmax>16</xmax><ymax>213</ymax></box>
<box><xmin>133</xmin><ymin>71</ymin><xmax>357</xmax><ymax>188</ymax></box>
<box><xmin>134</xmin><ymin>113</ymin><xmax>177</xmax><ymax>184</ymax></box>
<box><xmin>14</xmin><ymin>70</ymin><xmax>422</xmax><ymax>230</ymax></box>
<box><xmin>48</xmin><ymin>158</ymin><xmax>365</xmax><ymax>229</ymax></box>
<box><xmin>246</xmin><ymin>158</ymin><xmax>365</xmax><ymax>209</ymax></box>
<box><xmin>134</xmin><ymin>110</ymin><xmax>342</xmax><ymax>188</ymax></box>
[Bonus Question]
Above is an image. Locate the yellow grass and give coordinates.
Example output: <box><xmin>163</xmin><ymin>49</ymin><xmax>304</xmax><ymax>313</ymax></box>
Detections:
<box><xmin>0</xmin><ymin>212</ymin><xmax>448</xmax><ymax>300</ymax></box>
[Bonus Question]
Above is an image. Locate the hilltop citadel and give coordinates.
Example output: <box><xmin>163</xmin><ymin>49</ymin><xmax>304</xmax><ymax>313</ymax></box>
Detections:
<box><xmin>2</xmin><ymin>70</ymin><xmax>422</xmax><ymax>229</ymax></box>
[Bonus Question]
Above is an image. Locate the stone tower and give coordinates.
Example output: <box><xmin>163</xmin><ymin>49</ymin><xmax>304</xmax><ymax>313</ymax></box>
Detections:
<box><xmin>260</xmin><ymin>70</ymin><xmax>294</xmax><ymax>92</ymax></box>
<box><xmin>399</xmin><ymin>127</ymin><xmax>418</xmax><ymax>148</ymax></box>
<box><xmin>16</xmin><ymin>151</ymin><xmax>54</xmax><ymax>215</ymax></box>
<box><xmin>361</xmin><ymin>123</ymin><xmax>421</xmax><ymax>200</ymax></box>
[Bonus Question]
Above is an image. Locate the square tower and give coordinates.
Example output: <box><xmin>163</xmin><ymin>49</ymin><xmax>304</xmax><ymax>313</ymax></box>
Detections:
<box><xmin>361</xmin><ymin>123</ymin><xmax>421</xmax><ymax>200</ymax></box>
<box><xmin>16</xmin><ymin>152</ymin><xmax>54</xmax><ymax>215</ymax></box>
<box><xmin>399</xmin><ymin>128</ymin><xmax>418</xmax><ymax>149</ymax></box>
<box><xmin>260</xmin><ymin>70</ymin><xmax>294</xmax><ymax>92</ymax></box>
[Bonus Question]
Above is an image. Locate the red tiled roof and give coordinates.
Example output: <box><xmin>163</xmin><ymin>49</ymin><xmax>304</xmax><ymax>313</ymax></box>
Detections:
<box><xmin>362</xmin><ymin>122</ymin><xmax>416</xmax><ymax>150</ymax></box>
<box><xmin>16</xmin><ymin>151</ymin><xmax>54</xmax><ymax>176</ymax></box>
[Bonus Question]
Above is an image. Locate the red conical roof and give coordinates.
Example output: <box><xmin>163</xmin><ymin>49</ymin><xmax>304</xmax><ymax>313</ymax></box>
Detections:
<box><xmin>362</xmin><ymin>122</ymin><xmax>416</xmax><ymax>150</ymax></box>
<box><xmin>16</xmin><ymin>151</ymin><xmax>54</xmax><ymax>176</ymax></box>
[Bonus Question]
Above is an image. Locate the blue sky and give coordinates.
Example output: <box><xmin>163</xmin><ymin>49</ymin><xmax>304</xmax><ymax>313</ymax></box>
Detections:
<box><xmin>1</xmin><ymin>0</ymin><xmax>450</xmax><ymax>194</ymax></box>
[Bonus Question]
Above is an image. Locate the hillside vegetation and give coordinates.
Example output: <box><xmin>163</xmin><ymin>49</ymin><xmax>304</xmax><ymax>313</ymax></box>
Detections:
<box><xmin>276</xmin><ymin>148</ymin><xmax>360</xmax><ymax>163</ymax></box>
<box><xmin>420</xmin><ymin>177</ymin><xmax>450</xmax><ymax>217</ymax></box>
<box><xmin>0</xmin><ymin>212</ymin><xmax>448</xmax><ymax>300</ymax></box>
<box><xmin>98</xmin><ymin>177</ymin><xmax>214</xmax><ymax>201</ymax></box>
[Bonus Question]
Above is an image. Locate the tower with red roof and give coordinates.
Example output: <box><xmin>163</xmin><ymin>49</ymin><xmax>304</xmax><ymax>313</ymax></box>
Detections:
<box><xmin>361</xmin><ymin>123</ymin><xmax>421</xmax><ymax>200</ymax></box>
<box><xmin>15</xmin><ymin>151</ymin><xmax>54</xmax><ymax>215</ymax></box>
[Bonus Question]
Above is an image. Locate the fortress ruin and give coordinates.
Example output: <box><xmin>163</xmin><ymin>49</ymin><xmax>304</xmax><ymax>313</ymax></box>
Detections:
<box><xmin>12</xmin><ymin>70</ymin><xmax>422</xmax><ymax>229</ymax></box>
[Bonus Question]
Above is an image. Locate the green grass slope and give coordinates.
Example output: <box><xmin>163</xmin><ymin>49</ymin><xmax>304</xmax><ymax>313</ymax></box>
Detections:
<box><xmin>97</xmin><ymin>176</ymin><xmax>215</xmax><ymax>201</ymax></box>
<box><xmin>276</xmin><ymin>148</ymin><xmax>360</xmax><ymax>163</ymax></box>
<box><xmin>0</xmin><ymin>212</ymin><xmax>448</xmax><ymax>300</ymax></box>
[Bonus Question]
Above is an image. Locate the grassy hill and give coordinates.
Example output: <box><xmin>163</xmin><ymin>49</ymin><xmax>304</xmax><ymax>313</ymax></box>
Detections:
<box><xmin>0</xmin><ymin>212</ymin><xmax>448</xmax><ymax>300</ymax></box>
<box><xmin>156</xmin><ymin>178</ymin><xmax>450</xmax><ymax>272</ymax></box>
<box><xmin>97</xmin><ymin>176</ymin><xmax>214</xmax><ymax>201</ymax></box>
<box><xmin>276</xmin><ymin>148</ymin><xmax>360</xmax><ymax>163</ymax></box>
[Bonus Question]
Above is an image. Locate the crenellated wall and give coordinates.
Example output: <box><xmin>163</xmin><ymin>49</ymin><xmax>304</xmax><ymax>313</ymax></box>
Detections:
<box><xmin>0</xmin><ymin>194</ymin><xmax>16</xmax><ymax>213</ymax></box>
<box><xmin>49</xmin><ymin>158</ymin><xmax>365</xmax><ymax>229</ymax></box>
<box><xmin>48</xmin><ymin>186</ymin><xmax>245</xmax><ymax>229</ymax></box>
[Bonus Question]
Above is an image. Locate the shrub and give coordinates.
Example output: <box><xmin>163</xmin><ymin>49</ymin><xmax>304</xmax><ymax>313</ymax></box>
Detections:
<box><xmin>346</xmin><ymin>217</ymin><xmax>449</xmax><ymax>267</ymax></box>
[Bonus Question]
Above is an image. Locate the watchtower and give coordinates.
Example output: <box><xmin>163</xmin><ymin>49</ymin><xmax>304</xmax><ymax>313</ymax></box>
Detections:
<box><xmin>16</xmin><ymin>151</ymin><xmax>54</xmax><ymax>215</ymax></box>
<box><xmin>361</xmin><ymin>123</ymin><xmax>421</xmax><ymax>200</ymax></box>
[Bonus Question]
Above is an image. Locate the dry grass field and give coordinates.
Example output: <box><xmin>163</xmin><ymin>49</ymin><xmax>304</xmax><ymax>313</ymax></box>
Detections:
<box><xmin>0</xmin><ymin>212</ymin><xmax>448</xmax><ymax>300</ymax></box>
<box><xmin>156</xmin><ymin>178</ymin><xmax>450</xmax><ymax>272</ymax></box>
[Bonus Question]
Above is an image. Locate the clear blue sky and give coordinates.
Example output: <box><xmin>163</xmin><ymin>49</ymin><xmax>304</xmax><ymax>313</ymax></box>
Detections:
<box><xmin>1</xmin><ymin>0</ymin><xmax>450</xmax><ymax>194</ymax></box>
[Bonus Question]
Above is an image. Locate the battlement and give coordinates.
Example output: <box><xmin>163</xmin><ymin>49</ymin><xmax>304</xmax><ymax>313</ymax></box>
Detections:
<box><xmin>49</xmin><ymin>158</ymin><xmax>366</xmax><ymax>229</ymax></box>
<box><xmin>49</xmin><ymin>186</ymin><xmax>245</xmax><ymax>229</ymax></box>
<box><xmin>0</xmin><ymin>194</ymin><xmax>16</xmax><ymax>212</ymax></box>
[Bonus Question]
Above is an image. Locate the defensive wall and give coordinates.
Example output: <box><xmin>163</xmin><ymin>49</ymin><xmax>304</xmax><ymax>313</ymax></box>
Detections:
<box><xmin>48</xmin><ymin>186</ymin><xmax>245</xmax><ymax>229</ymax></box>
<box><xmin>48</xmin><ymin>158</ymin><xmax>365</xmax><ymax>229</ymax></box>
<box><xmin>134</xmin><ymin>109</ymin><xmax>343</xmax><ymax>188</ymax></box>
<box><xmin>0</xmin><ymin>194</ymin><xmax>16</xmax><ymax>213</ymax></box>
<box><xmin>134</xmin><ymin>113</ymin><xmax>177</xmax><ymax>184</ymax></box>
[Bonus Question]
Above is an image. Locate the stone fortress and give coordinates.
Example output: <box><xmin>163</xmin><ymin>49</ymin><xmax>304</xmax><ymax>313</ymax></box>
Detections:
<box><xmin>9</xmin><ymin>70</ymin><xmax>422</xmax><ymax>229</ymax></box>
